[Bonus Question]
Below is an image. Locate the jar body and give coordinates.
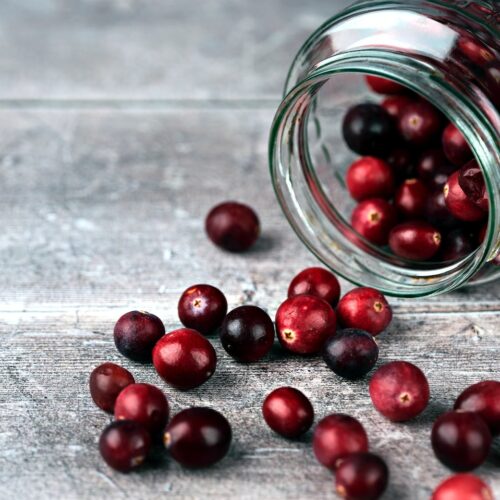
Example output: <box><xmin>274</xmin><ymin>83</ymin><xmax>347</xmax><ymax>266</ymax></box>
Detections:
<box><xmin>270</xmin><ymin>0</ymin><xmax>499</xmax><ymax>297</ymax></box>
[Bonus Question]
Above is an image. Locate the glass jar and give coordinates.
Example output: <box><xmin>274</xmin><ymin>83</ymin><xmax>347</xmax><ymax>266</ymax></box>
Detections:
<box><xmin>269</xmin><ymin>0</ymin><xmax>499</xmax><ymax>297</ymax></box>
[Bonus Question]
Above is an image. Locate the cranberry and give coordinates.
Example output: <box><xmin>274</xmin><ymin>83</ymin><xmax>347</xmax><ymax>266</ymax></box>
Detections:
<box><xmin>262</xmin><ymin>387</ymin><xmax>314</xmax><ymax>438</ymax></box>
<box><xmin>389</xmin><ymin>221</ymin><xmax>441</xmax><ymax>261</ymax></box>
<box><xmin>432</xmin><ymin>474</ymin><xmax>493</xmax><ymax>500</ymax></box>
<box><xmin>164</xmin><ymin>407</ymin><xmax>232</xmax><ymax>468</ymax></box>
<box><xmin>431</xmin><ymin>411</ymin><xmax>491</xmax><ymax>471</ymax></box>
<box><xmin>438</xmin><ymin>228</ymin><xmax>476</xmax><ymax>261</ymax></box>
<box><xmin>323</xmin><ymin>329</ymin><xmax>378</xmax><ymax>380</ymax></box>
<box><xmin>99</xmin><ymin>420</ymin><xmax>151</xmax><ymax>473</ymax></box>
<box><xmin>335</xmin><ymin>452</ymin><xmax>389</xmax><ymax>500</ymax></box>
<box><xmin>178</xmin><ymin>284</ymin><xmax>227</xmax><ymax>335</ymax></box>
<box><xmin>365</xmin><ymin>75</ymin><xmax>407</xmax><ymax>94</ymax></box>
<box><xmin>398</xmin><ymin>101</ymin><xmax>442</xmax><ymax>145</ymax></box>
<box><xmin>381</xmin><ymin>95</ymin><xmax>414</xmax><ymax>119</ymax></box>
<box><xmin>369</xmin><ymin>361</ymin><xmax>430</xmax><ymax>422</ymax></box>
<box><xmin>454</xmin><ymin>381</ymin><xmax>500</xmax><ymax>436</ymax></box>
<box><xmin>336</xmin><ymin>287</ymin><xmax>392</xmax><ymax>337</ymax></box>
<box><xmin>417</xmin><ymin>149</ymin><xmax>455</xmax><ymax>188</ymax></box>
<box><xmin>394</xmin><ymin>178</ymin><xmax>428</xmax><ymax>219</ymax></box>
<box><xmin>89</xmin><ymin>362</ymin><xmax>135</xmax><ymax>413</ymax></box>
<box><xmin>458</xmin><ymin>160</ymin><xmax>488</xmax><ymax>212</ymax></box>
<box><xmin>288</xmin><ymin>267</ymin><xmax>341</xmax><ymax>307</ymax></box>
<box><xmin>313</xmin><ymin>414</ymin><xmax>369</xmax><ymax>469</ymax></box>
<box><xmin>351</xmin><ymin>199</ymin><xmax>397</xmax><ymax>246</ymax></box>
<box><xmin>205</xmin><ymin>201</ymin><xmax>260</xmax><ymax>252</ymax></box>
<box><xmin>444</xmin><ymin>171</ymin><xmax>486</xmax><ymax>222</ymax></box>
<box><xmin>114</xmin><ymin>311</ymin><xmax>165</xmax><ymax>363</ymax></box>
<box><xmin>153</xmin><ymin>328</ymin><xmax>217</xmax><ymax>390</ymax></box>
<box><xmin>346</xmin><ymin>157</ymin><xmax>394</xmax><ymax>201</ymax></box>
<box><xmin>425</xmin><ymin>190</ymin><xmax>461</xmax><ymax>230</ymax></box>
<box><xmin>457</xmin><ymin>35</ymin><xmax>495</xmax><ymax>67</ymax></box>
<box><xmin>275</xmin><ymin>295</ymin><xmax>336</xmax><ymax>355</ymax></box>
<box><xmin>219</xmin><ymin>305</ymin><xmax>275</xmax><ymax>363</ymax></box>
<box><xmin>386</xmin><ymin>148</ymin><xmax>415</xmax><ymax>181</ymax></box>
<box><xmin>442</xmin><ymin>123</ymin><xmax>472</xmax><ymax>166</ymax></box>
<box><xmin>342</xmin><ymin>103</ymin><xmax>395</xmax><ymax>156</ymax></box>
<box><xmin>114</xmin><ymin>383</ymin><xmax>169</xmax><ymax>435</ymax></box>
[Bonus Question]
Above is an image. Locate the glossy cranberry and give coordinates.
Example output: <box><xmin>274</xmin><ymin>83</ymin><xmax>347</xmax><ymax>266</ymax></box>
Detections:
<box><xmin>346</xmin><ymin>157</ymin><xmax>394</xmax><ymax>201</ymax></box>
<box><xmin>444</xmin><ymin>171</ymin><xmax>486</xmax><ymax>222</ymax></box>
<box><xmin>398</xmin><ymin>101</ymin><xmax>443</xmax><ymax>145</ymax></box>
<box><xmin>394</xmin><ymin>179</ymin><xmax>428</xmax><ymax>219</ymax></box>
<box><xmin>99</xmin><ymin>420</ymin><xmax>151</xmax><ymax>473</ymax></box>
<box><xmin>454</xmin><ymin>381</ymin><xmax>500</xmax><ymax>436</ymax></box>
<box><xmin>484</xmin><ymin>62</ymin><xmax>500</xmax><ymax>108</ymax></box>
<box><xmin>275</xmin><ymin>295</ymin><xmax>336</xmax><ymax>355</ymax></box>
<box><xmin>313</xmin><ymin>414</ymin><xmax>369</xmax><ymax>469</ymax></box>
<box><xmin>336</xmin><ymin>287</ymin><xmax>392</xmax><ymax>337</ymax></box>
<box><xmin>164</xmin><ymin>407</ymin><xmax>232</xmax><ymax>468</ymax></box>
<box><xmin>442</xmin><ymin>123</ymin><xmax>472</xmax><ymax>166</ymax></box>
<box><xmin>114</xmin><ymin>310</ymin><xmax>165</xmax><ymax>362</ymax></box>
<box><xmin>432</xmin><ymin>474</ymin><xmax>493</xmax><ymax>500</ymax></box>
<box><xmin>386</xmin><ymin>148</ymin><xmax>415</xmax><ymax>181</ymax></box>
<box><xmin>417</xmin><ymin>149</ymin><xmax>455</xmax><ymax>188</ymax></box>
<box><xmin>389</xmin><ymin>221</ymin><xmax>441</xmax><ymax>261</ymax></box>
<box><xmin>178</xmin><ymin>284</ymin><xmax>227</xmax><ymax>335</ymax></box>
<box><xmin>262</xmin><ymin>387</ymin><xmax>314</xmax><ymax>438</ymax></box>
<box><xmin>288</xmin><ymin>267</ymin><xmax>341</xmax><ymax>307</ymax></box>
<box><xmin>365</xmin><ymin>75</ymin><xmax>407</xmax><ymax>94</ymax></box>
<box><xmin>351</xmin><ymin>199</ymin><xmax>397</xmax><ymax>246</ymax></box>
<box><xmin>219</xmin><ymin>305</ymin><xmax>274</xmax><ymax>363</ymax></box>
<box><xmin>458</xmin><ymin>160</ymin><xmax>488</xmax><ymax>212</ymax></box>
<box><xmin>369</xmin><ymin>361</ymin><xmax>430</xmax><ymax>422</ymax></box>
<box><xmin>457</xmin><ymin>35</ymin><xmax>495</xmax><ymax>67</ymax></box>
<box><xmin>89</xmin><ymin>362</ymin><xmax>135</xmax><ymax>413</ymax></box>
<box><xmin>205</xmin><ymin>201</ymin><xmax>260</xmax><ymax>252</ymax></box>
<box><xmin>342</xmin><ymin>103</ymin><xmax>395</xmax><ymax>156</ymax></box>
<box><xmin>381</xmin><ymin>95</ymin><xmax>414</xmax><ymax>119</ymax></box>
<box><xmin>335</xmin><ymin>453</ymin><xmax>389</xmax><ymax>500</ymax></box>
<box><xmin>114</xmin><ymin>383</ymin><xmax>169</xmax><ymax>435</ymax></box>
<box><xmin>153</xmin><ymin>328</ymin><xmax>217</xmax><ymax>390</ymax></box>
<box><xmin>425</xmin><ymin>190</ymin><xmax>461</xmax><ymax>230</ymax></box>
<box><xmin>438</xmin><ymin>228</ymin><xmax>476</xmax><ymax>261</ymax></box>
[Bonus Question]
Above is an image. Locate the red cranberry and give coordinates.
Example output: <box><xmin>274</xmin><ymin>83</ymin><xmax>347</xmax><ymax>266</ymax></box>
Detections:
<box><xmin>431</xmin><ymin>411</ymin><xmax>491</xmax><ymax>471</ymax></box>
<box><xmin>458</xmin><ymin>160</ymin><xmax>489</xmax><ymax>212</ymax></box>
<box><xmin>323</xmin><ymin>329</ymin><xmax>379</xmax><ymax>380</ymax></box>
<box><xmin>394</xmin><ymin>178</ymin><xmax>428</xmax><ymax>219</ymax></box>
<box><xmin>425</xmin><ymin>190</ymin><xmax>461</xmax><ymax>231</ymax></box>
<box><xmin>444</xmin><ymin>171</ymin><xmax>486</xmax><ymax>222</ymax></box>
<box><xmin>205</xmin><ymin>201</ymin><xmax>260</xmax><ymax>252</ymax></box>
<box><xmin>438</xmin><ymin>228</ymin><xmax>476</xmax><ymax>261</ymax></box>
<box><xmin>389</xmin><ymin>221</ymin><xmax>441</xmax><ymax>261</ymax></box>
<box><xmin>398</xmin><ymin>101</ymin><xmax>443</xmax><ymax>145</ymax></box>
<box><xmin>153</xmin><ymin>328</ymin><xmax>217</xmax><ymax>390</ymax></box>
<box><xmin>335</xmin><ymin>452</ymin><xmax>389</xmax><ymax>500</ymax></box>
<box><xmin>164</xmin><ymin>407</ymin><xmax>232</xmax><ymax>468</ymax></box>
<box><xmin>346</xmin><ymin>157</ymin><xmax>394</xmax><ymax>201</ymax></box>
<box><xmin>365</xmin><ymin>75</ymin><xmax>406</xmax><ymax>94</ymax></box>
<box><xmin>89</xmin><ymin>362</ymin><xmax>135</xmax><ymax>413</ymax></box>
<box><xmin>457</xmin><ymin>35</ymin><xmax>495</xmax><ymax>67</ymax></box>
<box><xmin>386</xmin><ymin>148</ymin><xmax>415</xmax><ymax>181</ymax></box>
<box><xmin>114</xmin><ymin>383</ymin><xmax>169</xmax><ymax>435</ymax></box>
<box><xmin>219</xmin><ymin>305</ymin><xmax>275</xmax><ymax>363</ymax></box>
<box><xmin>381</xmin><ymin>95</ymin><xmax>414</xmax><ymax>119</ymax></box>
<box><xmin>442</xmin><ymin>123</ymin><xmax>472</xmax><ymax>166</ymax></box>
<box><xmin>114</xmin><ymin>311</ymin><xmax>165</xmax><ymax>363</ymax></box>
<box><xmin>369</xmin><ymin>361</ymin><xmax>430</xmax><ymax>422</ymax></box>
<box><xmin>178</xmin><ymin>284</ymin><xmax>227</xmax><ymax>335</ymax></box>
<box><xmin>432</xmin><ymin>473</ymin><xmax>493</xmax><ymax>500</ymax></box>
<box><xmin>351</xmin><ymin>199</ymin><xmax>397</xmax><ymax>246</ymax></box>
<box><xmin>288</xmin><ymin>267</ymin><xmax>341</xmax><ymax>307</ymax></box>
<box><xmin>454</xmin><ymin>381</ymin><xmax>500</xmax><ymax>436</ymax></box>
<box><xmin>417</xmin><ymin>149</ymin><xmax>455</xmax><ymax>188</ymax></box>
<box><xmin>99</xmin><ymin>420</ymin><xmax>151</xmax><ymax>473</ymax></box>
<box><xmin>275</xmin><ymin>295</ymin><xmax>336</xmax><ymax>355</ymax></box>
<box><xmin>313</xmin><ymin>414</ymin><xmax>369</xmax><ymax>469</ymax></box>
<box><xmin>262</xmin><ymin>387</ymin><xmax>314</xmax><ymax>438</ymax></box>
<box><xmin>336</xmin><ymin>287</ymin><xmax>392</xmax><ymax>337</ymax></box>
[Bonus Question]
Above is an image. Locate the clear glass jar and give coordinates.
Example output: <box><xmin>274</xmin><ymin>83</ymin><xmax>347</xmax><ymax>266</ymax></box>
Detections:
<box><xmin>269</xmin><ymin>0</ymin><xmax>499</xmax><ymax>297</ymax></box>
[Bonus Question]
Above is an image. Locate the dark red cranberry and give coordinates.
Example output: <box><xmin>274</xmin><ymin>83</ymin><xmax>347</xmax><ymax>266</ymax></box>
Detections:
<box><xmin>346</xmin><ymin>156</ymin><xmax>394</xmax><ymax>201</ymax></box>
<box><xmin>178</xmin><ymin>284</ymin><xmax>227</xmax><ymax>335</ymax></box>
<box><xmin>458</xmin><ymin>160</ymin><xmax>488</xmax><ymax>212</ymax></box>
<box><xmin>454</xmin><ymin>381</ymin><xmax>500</xmax><ymax>436</ymax></box>
<box><xmin>205</xmin><ymin>201</ymin><xmax>260</xmax><ymax>252</ymax></box>
<box><xmin>394</xmin><ymin>179</ymin><xmax>428</xmax><ymax>219</ymax></box>
<box><xmin>386</xmin><ymin>148</ymin><xmax>415</xmax><ymax>181</ymax></box>
<box><xmin>288</xmin><ymin>267</ymin><xmax>341</xmax><ymax>307</ymax></box>
<box><xmin>335</xmin><ymin>452</ymin><xmax>389</xmax><ymax>500</ymax></box>
<box><xmin>381</xmin><ymin>95</ymin><xmax>414</xmax><ymax>120</ymax></box>
<box><xmin>89</xmin><ymin>362</ymin><xmax>135</xmax><ymax>413</ymax></box>
<box><xmin>398</xmin><ymin>101</ymin><xmax>443</xmax><ymax>145</ymax></box>
<box><xmin>219</xmin><ymin>305</ymin><xmax>275</xmax><ymax>363</ymax></box>
<box><xmin>114</xmin><ymin>311</ymin><xmax>165</xmax><ymax>362</ymax></box>
<box><xmin>164</xmin><ymin>407</ymin><xmax>232</xmax><ymax>468</ymax></box>
<box><xmin>99</xmin><ymin>420</ymin><xmax>151</xmax><ymax>473</ymax></box>
<box><xmin>369</xmin><ymin>361</ymin><xmax>430</xmax><ymax>422</ymax></box>
<box><xmin>365</xmin><ymin>75</ymin><xmax>406</xmax><ymax>94</ymax></box>
<box><xmin>262</xmin><ymin>387</ymin><xmax>314</xmax><ymax>438</ymax></box>
<box><xmin>336</xmin><ymin>287</ymin><xmax>392</xmax><ymax>337</ymax></box>
<box><xmin>342</xmin><ymin>103</ymin><xmax>395</xmax><ymax>156</ymax></box>
<box><xmin>432</xmin><ymin>473</ymin><xmax>493</xmax><ymax>500</ymax></box>
<box><xmin>114</xmin><ymin>383</ymin><xmax>169</xmax><ymax>435</ymax></box>
<box><xmin>425</xmin><ymin>190</ymin><xmax>461</xmax><ymax>231</ymax></box>
<box><xmin>417</xmin><ymin>149</ymin><xmax>455</xmax><ymax>188</ymax></box>
<box><xmin>438</xmin><ymin>228</ymin><xmax>476</xmax><ymax>261</ymax></box>
<box><xmin>313</xmin><ymin>414</ymin><xmax>369</xmax><ymax>469</ymax></box>
<box><xmin>153</xmin><ymin>328</ymin><xmax>217</xmax><ymax>390</ymax></box>
<box><xmin>444</xmin><ymin>171</ymin><xmax>486</xmax><ymax>222</ymax></box>
<box><xmin>275</xmin><ymin>295</ymin><xmax>336</xmax><ymax>355</ymax></box>
<box><xmin>442</xmin><ymin>123</ymin><xmax>472</xmax><ymax>166</ymax></box>
<box><xmin>431</xmin><ymin>411</ymin><xmax>491</xmax><ymax>471</ymax></box>
<box><xmin>457</xmin><ymin>35</ymin><xmax>495</xmax><ymax>67</ymax></box>
<box><xmin>351</xmin><ymin>199</ymin><xmax>397</xmax><ymax>246</ymax></box>
<box><xmin>323</xmin><ymin>329</ymin><xmax>378</xmax><ymax>380</ymax></box>
<box><xmin>389</xmin><ymin>221</ymin><xmax>441</xmax><ymax>261</ymax></box>
<box><xmin>484</xmin><ymin>62</ymin><xmax>500</xmax><ymax>108</ymax></box>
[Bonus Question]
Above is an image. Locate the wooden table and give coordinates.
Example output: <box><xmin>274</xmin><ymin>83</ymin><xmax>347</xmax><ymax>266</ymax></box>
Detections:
<box><xmin>0</xmin><ymin>1</ymin><xmax>498</xmax><ymax>498</ymax></box>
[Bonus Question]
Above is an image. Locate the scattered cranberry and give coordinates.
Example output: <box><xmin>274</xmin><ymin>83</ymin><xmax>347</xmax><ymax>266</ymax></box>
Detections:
<box><xmin>381</xmin><ymin>95</ymin><xmax>414</xmax><ymax>119</ymax></box>
<box><xmin>389</xmin><ymin>221</ymin><xmax>441</xmax><ymax>261</ymax></box>
<box><xmin>205</xmin><ymin>201</ymin><xmax>260</xmax><ymax>252</ymax></box>
<box><xmin>425</xmin><ymin>190</ymin><xmax>460</xmax><ymax>230</ymax></box>
<box><xmin>99</xmin><ymin>420</ymin><xmax>151</xmax><ymax>473</ymax></box>
<box><xmin>432</xmin><ymin>473</ymin><xmax>493</xmax><ymax>500</ymax></box>
<box><xmin>365</xmin><ymin>75</ymin><xmax>406</xmax><ymax>94</ymax></box>
<box><xmin>457</xmin><ymin>35</ymin><xmax>495</xmax><ymax>67</ymax></box>
<box><xmin>288</xmin><ymin>267</ymin><xmax>341</xmax><ymax>307</ymax></box>
<box><xmin>417</xmin><ymin>149</ymin><xmax>455</xmax><ymax>188</ymax></box>
<box><xmin>89</xmin><ymin>362</ymin><xmax>135</xmax><ymax>413</ymax></box>
<box><xmin>438</xmin><ymin>228</ymin><xmax>476</xmax><ymax>261</ymax></box>
<box><xmin>458</xmin><ymin>160</ymin><xmax>488</xmax><ymax>212</ymax></box>
<box><xmin>164</xmin><ymin>407</ymin><xmax>232</xmax><ymax>468</ymax></box>
<box><xmin>346</xmin><ymin>157</ymin><xmax>394</xmax><ymax>201</ymax></box>
<box><xmin>398</xmin><ymin>101</ymin><xmax>442</xmax><ymax>145</ymax></box>
<box><xmin>444</xmin><ymin>171</ymin><xmax>486</xmax><ymax>222</ymax></box>
<box><xmin>262</xmin><ymin>387</ymin><xmax>314</xmax><ymax>438</ymax></box>
<box><xmin>351</xmin><ymin>199</ymin><xmax>397</xmax><ymax>246</ymax></box>
<box><xmin>394</xmin><ymin>178</ymin><xmax>428</xmax><ymax>219</ymax></box>
<box><xmin>386</xmin><ymin>148</ymin><xmax>415</xmax><ymax>181</ymax></box>
<box><xmin>442</xmin><ymin>123</ymin><xmax>472</xmax><ymax>166</ymax></box>
<box><xmin>219</xmin><ymin>305</ymin><xmax>275</xmax><ymax>363</ymax></box>
<box><xmin>431</xmin><ymin>411</ymin><xmax>491</xmax><ymax>471</ymax></box>
<box><xmin>369</xmin><ymin>361</ymin><xmax>430</xmax><ymax>422</ymax></box>
<box><xmin>114</xmin><ymin>311</ymin><xmax>165</xmax><ymax>363</ymax></box>
<box><xmin>153</xmin><ymin>328</ymin><xmax>217</xmax><ymax>390</ymax></box>
<box><xmin>313</xmin><ymin>414</ymin><xmax>369</xmax><ymax>469</ymax></box>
